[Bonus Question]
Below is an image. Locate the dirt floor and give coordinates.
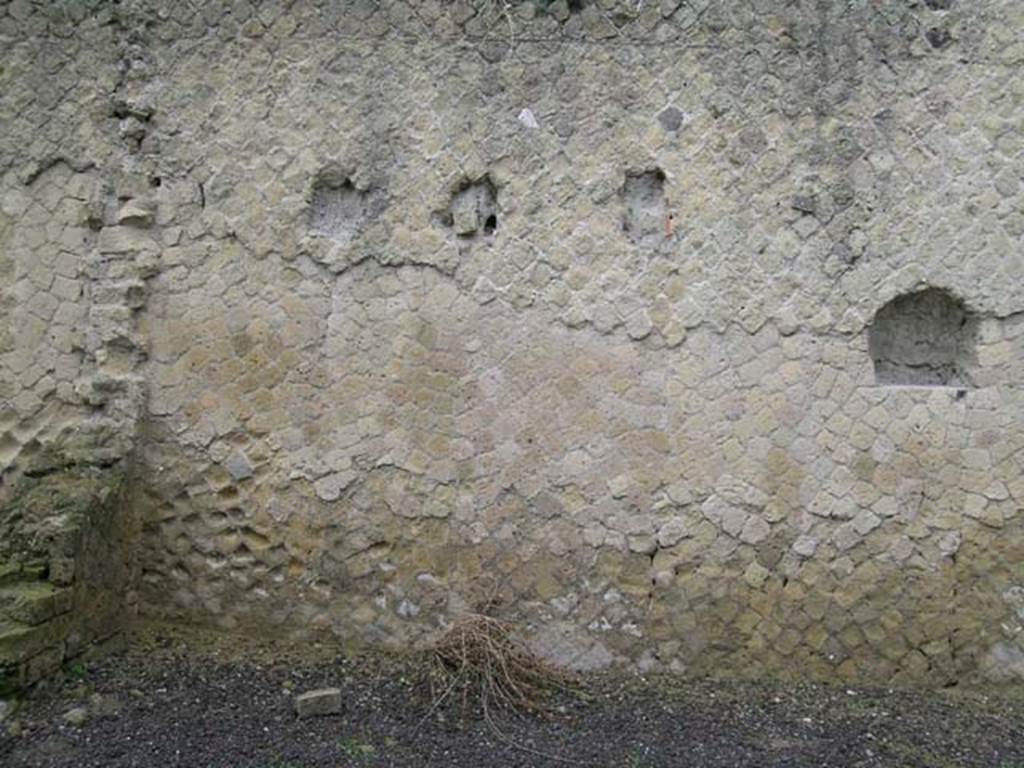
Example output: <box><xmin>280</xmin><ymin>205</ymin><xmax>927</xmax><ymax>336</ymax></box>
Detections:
<box><xmin>1</xmin><ymin>628</ymin><xmax>1022</xmax><ymax>768</ymax></box>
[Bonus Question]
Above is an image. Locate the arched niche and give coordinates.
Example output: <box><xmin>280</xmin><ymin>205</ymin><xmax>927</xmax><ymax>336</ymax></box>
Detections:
<box><xmin>868</xmin><ymin>288</ymin><xmax>977</xmax><ymax>387</ymax></box>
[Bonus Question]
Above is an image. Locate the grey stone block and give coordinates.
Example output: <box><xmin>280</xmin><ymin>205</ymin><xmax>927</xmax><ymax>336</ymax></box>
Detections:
<box><xmin>294</xmin><ymin>688</ymin><xmax>343</xmax><ymax>718</ymax></box>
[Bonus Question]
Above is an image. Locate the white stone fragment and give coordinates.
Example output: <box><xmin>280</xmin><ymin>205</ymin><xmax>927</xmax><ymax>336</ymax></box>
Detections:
<box><xmin>517</xmin><ymin>108</ymin><xmax>540</xmax><ymax>129</ymax></box>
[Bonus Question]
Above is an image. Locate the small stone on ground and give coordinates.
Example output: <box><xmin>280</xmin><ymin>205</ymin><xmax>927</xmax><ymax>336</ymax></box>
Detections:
<box><xmin>294</xmin><ymin>688</ymin><xmax>342</xmax><ymax>718</ymax></box>
<box><xmin>0</xmin><ymin>631</ymin><xmax>1021</xmax><ymax>768</ymax></box>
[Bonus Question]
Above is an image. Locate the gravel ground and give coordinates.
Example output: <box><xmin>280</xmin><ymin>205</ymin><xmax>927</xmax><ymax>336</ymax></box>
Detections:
<box><xmin>1</xmin><ymin>628</ymin><xmax>1022</xmax><ymax>768</ymax></box>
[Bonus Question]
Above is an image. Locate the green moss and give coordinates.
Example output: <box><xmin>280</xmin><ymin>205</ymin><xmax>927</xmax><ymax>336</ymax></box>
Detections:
<box><xmin>0</xmin><ymin>562</ymin><xmax>49</xmax><ymax>587</ymax></box>
<box><xmin>0</xmin><ymin>662</ymin><xmax>18</xmax><ymax>697</ymax></box>
<box><xmin>0</xmin><ymin>563</ymin><xmax>21</xmax><ymax>587</ymax></box>
<box><xmin>1</xmin><ymin>469</ymin><xmax>123</xmax><ymax>565</ymax></box>
<box><xmin>0</xmin><ymin>469</ymin><xmax>126</xmax><ymax>695</ymax></box>
<box><xmin>0</xmin><ymin>582</ymin><xmax>72</xmax><ymax>625</ymax></box>
<box><xmin>0</xmin><ymin>618</ymin><xmax>69</xmax><ymax>665</ymax></box>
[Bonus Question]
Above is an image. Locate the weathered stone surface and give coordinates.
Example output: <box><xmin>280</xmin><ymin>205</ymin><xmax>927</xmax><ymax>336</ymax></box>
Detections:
<box><xmin>62</xmin><ymin>707</ymin><xmax>89</xmax><ymax>727</ymax></box>
<box><xmin>223</xmin><ymin>451</ymin><xmax>255</xmax><ymax>482</ymax></box>
<box><xmin>0</xmin><ymin>659</ymin><xmax>18</xmax><ymax>697</ymax></box>
<box><xmin>0</xmin><ymin>620</ymin><xmax>61</xmax><ymax>665</ymax></box>
<box><xmin>1</xmin><ymin>0</ymin><xmax>1023</xmax><ymax>689</ymax></box>
<box><xmin>294</xmin><ymin>688</ymin><xmax>343</xmax><ymax>718</ymax></box>
<box><xmin>0</xmin><ymin>469</ymin><xmax>130</xmax><ymax>694</ymax></box>
<box><xmin>0</xmin><ymin>583</ymin><xmax>72</xmax><ymax>626</ymax></box>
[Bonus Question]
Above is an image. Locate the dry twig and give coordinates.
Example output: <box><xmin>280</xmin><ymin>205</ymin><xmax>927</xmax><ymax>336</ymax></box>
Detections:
<box><xmin>418</xmin><ymin>609</ymin><xmax>582</xmax><ymax>763</ymax></box>
<box><xmin>428</xmin><ymin>612</ymin><xmax>576</xmax><ymax>716</ymax></box>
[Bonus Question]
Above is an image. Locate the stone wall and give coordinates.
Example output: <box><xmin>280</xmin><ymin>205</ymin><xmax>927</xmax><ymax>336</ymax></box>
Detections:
<box><xmin>0</xmin><ymin>469</ymin><xmax>132</xmax><ymax>695</ymax></box>
<box><xmin>1</xmin><ymin>2</ymin><xmax>154</xmax><ymax>692</ymax></box>
<box><xmin>2</xmin><ymin>0</ymin><xmax>1023</xmax><ymax>687</ymax></box>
